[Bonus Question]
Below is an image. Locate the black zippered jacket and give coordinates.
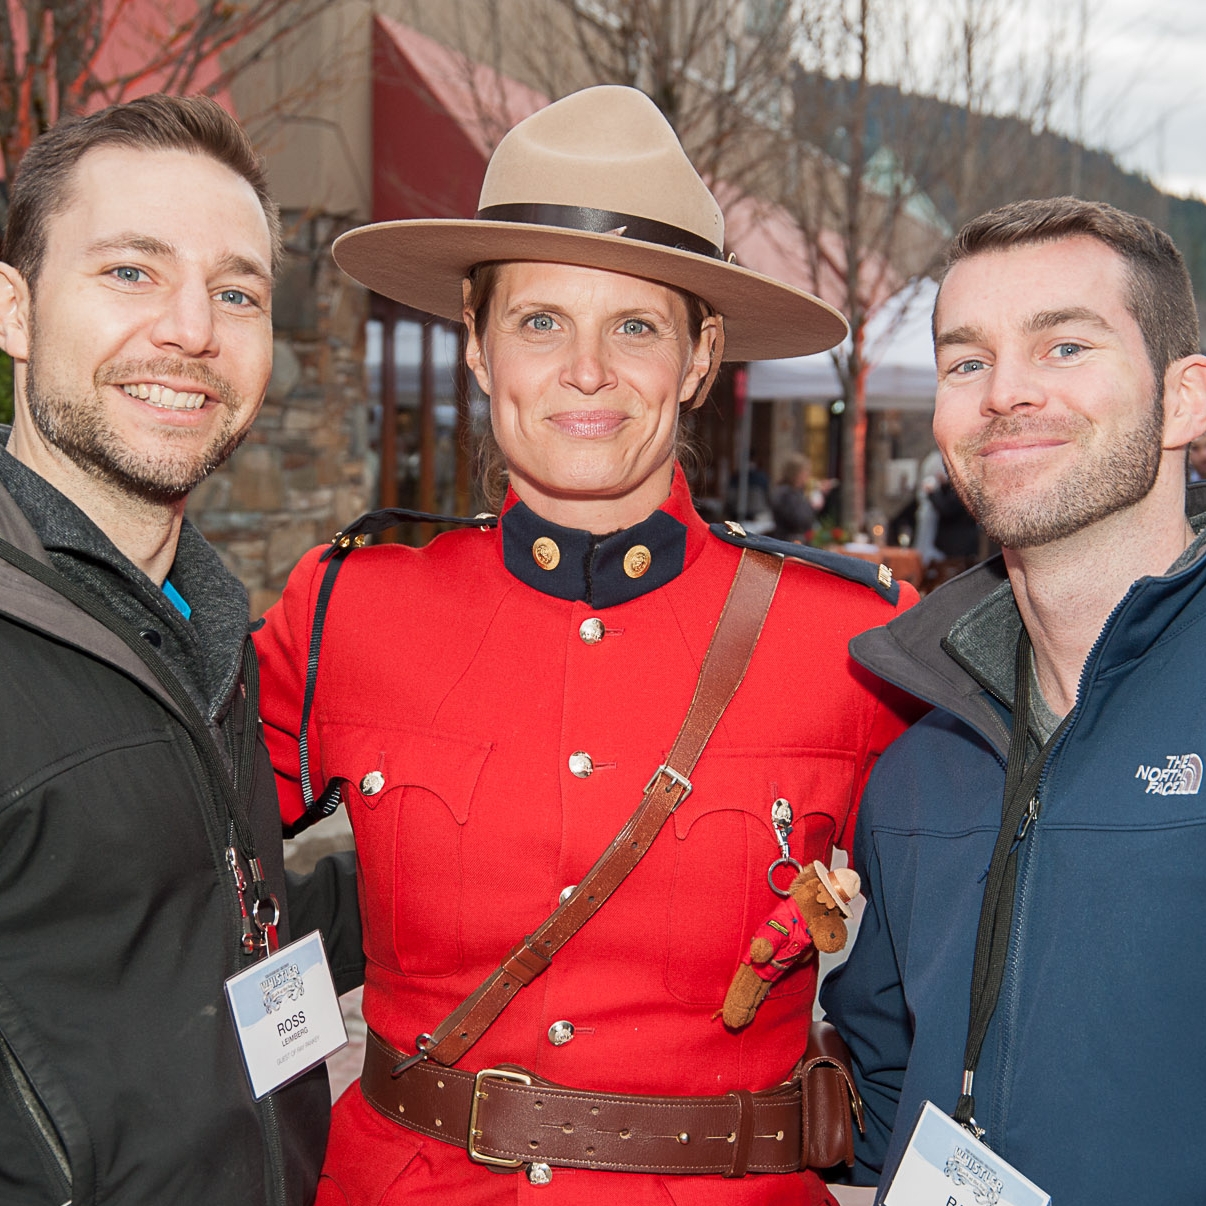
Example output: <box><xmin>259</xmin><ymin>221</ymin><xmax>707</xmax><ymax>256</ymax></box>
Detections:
<box><xmin>0</xmin><ymin>481</ymin><xmax>361</xmax><ymax>1206</ymax></box>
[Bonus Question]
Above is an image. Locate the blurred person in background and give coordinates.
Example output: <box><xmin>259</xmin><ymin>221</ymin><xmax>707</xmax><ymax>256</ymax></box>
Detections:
<box><xmin>1187</xmin><ymin>433</ymin><xmax>1206</xmax><ymax>481</ymax></box>
<box><xmin>770</xmin><ymin>451</ymin><xmax>818</xmax><ymax>541</ymax></box>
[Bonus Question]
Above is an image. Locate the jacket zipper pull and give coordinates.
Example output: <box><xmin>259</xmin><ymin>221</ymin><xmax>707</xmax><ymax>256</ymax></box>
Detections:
<box><xmin>226</xmin><ymin>846</ymin><xmax>260</xmax><ymax>956</ymax></box>
<box><xmin>979</xmin><ymin>796</ymin><xmax>1044</xmax><ymax>882</ymax></box>
<box><xmin>1015</xmin><ymin>796</ymin><xmax>1041</xmax><ymax>843</ymax></box>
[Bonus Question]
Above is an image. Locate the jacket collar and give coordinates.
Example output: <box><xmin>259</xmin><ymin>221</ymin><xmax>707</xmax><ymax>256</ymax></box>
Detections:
<box><xmin>0</xmin><ymin>437</ymin><xmax>51</xmax><ymax>564</ymax></box>
<box><xmin>0</xmin><ymin>435</ymin><xmax>249</xmax><ymax>722</ymax></box>
<box><xmin>0</xmin><ymin>438</ymin><xmax>249</xmax><ymax>730</ymax></box>
<box><xmin>0</xmin><ymin>477</ymin><xmax>185</xmax><ymax>718</ymax></box>
<box><xmin>852</xmin><ymin>483</ymin><xmax>1206</xmax><ymax>756</ymax></box>
<box><xmin>499</xmin><ymin>464</ymin><xmax>706</xmax><ymax>606</ymax></box>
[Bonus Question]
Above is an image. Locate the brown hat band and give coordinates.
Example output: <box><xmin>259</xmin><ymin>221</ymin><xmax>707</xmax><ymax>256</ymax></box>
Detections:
<box><xmin>475</xmin><ymin>202</ymin><xmax>725</xmax><ymax>261</ymax></box>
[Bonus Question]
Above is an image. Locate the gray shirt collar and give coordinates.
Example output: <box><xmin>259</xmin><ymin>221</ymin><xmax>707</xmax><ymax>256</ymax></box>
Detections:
<box><xmin>945</xmin><ymin>516</ymin><xmax>1206</xmax><ymax>731</ymax></box>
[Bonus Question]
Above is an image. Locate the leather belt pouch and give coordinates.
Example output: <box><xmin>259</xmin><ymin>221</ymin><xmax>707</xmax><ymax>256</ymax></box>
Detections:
<box><xmin>800</xmin><ymin>1020</ymin><xmax>865</xmax><ymax>1169</ymax></box>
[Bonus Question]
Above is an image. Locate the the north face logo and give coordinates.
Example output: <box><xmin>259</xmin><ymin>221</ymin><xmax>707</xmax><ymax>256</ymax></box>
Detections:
<box><xmin>1135</xmin><ymin>754</ymin><xmax>1204</xmax><ymax>795</ymax></box>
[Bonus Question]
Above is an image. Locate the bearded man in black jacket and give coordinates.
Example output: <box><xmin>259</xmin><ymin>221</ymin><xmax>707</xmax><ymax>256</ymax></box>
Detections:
<box><xmin>0</xmin><ymin>94</ymin><xmax>360</xmax><ymax>1206</ymax></box>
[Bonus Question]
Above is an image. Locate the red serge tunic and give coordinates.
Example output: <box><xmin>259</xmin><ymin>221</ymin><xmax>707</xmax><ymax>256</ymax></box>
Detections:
<box><xmin>256</xmin><ymin>469</ymin><xmax>918</xmax><ymax>1206</ymax></box>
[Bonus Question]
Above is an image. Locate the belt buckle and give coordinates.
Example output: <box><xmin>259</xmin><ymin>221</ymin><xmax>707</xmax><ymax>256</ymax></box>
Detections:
<box><xmin>468</xmin><ymin>1067</ymin><xmax>532</xmax><ymax>1168</ymax></box>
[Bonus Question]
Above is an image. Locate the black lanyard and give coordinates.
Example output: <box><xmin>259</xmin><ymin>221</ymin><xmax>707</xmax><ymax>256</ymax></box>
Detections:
<box><xmin>0</xmin><ymin>537</ymin><xmax>278</xmax><ymax>957</ymax></box>
<box><xmin>953</xmin><ymin>626</ymin><xmax>1070</xmax><ymax>1136</ymax></box>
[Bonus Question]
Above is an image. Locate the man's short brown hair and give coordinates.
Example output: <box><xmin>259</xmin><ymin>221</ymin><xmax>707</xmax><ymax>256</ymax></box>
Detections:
<box><xmin>2</xmin><ymin>93</ymin><xmax>282</xmax><ymax>290</ymax></box>
<box><xmin>940</xmin><ymin>196</ymin><xmax>1200</xmax><ymax>377</ymax></box>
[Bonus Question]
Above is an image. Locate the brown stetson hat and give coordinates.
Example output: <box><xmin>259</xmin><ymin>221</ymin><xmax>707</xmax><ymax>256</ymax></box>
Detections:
<box><xmin>332</xmin><ymin>85</ymin><xmax>848</xmax><ymax>367</ymax></box>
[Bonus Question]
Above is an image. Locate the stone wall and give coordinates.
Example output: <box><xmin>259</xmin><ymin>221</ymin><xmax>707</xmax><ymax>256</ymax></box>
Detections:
<box><xmin>187</xmin><ymin>214</ymin><xmax>373</xmax><ymax>617</ymax></box>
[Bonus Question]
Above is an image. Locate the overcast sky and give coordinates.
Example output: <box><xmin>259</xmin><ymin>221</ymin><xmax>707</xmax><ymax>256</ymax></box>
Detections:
<box><xmin>1057</xmin><ymin>0</ymin><xmax>1206</xmax><ymax>198</ymax></box>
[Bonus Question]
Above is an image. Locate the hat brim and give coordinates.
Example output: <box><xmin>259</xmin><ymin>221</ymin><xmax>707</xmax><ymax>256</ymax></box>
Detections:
<box><xmin>332</xmin><ymin>220</ymin><xmax>848</xmax><ymax>362</ymax></box>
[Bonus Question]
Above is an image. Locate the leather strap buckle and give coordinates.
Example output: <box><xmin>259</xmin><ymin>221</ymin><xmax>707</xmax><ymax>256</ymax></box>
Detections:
<box><xmin>468</xmin><ymin>1067</ymin><xmax>532</xmax><ymax>1168</ymax></box>
<box><xmin>643</xmin><ymin>762</ymin><xmax>693</xmax><ymax>803</ymax></box>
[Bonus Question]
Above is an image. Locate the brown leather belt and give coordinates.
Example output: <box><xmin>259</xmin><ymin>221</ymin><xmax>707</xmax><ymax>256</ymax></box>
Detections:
<box><xmin>361</xmin><ymin>1029</ymin><xmax>806</xmax><ymax>1177</ymax></box>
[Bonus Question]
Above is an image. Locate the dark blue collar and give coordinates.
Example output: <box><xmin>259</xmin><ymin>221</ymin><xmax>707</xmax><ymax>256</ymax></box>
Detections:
<box><xmin>500</xmin><ymin>499</ymin><xmax>688</xmax><ymax>606</ymax></box>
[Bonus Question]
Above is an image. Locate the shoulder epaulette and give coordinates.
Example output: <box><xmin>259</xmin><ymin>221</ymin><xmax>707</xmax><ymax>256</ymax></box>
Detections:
<box><xmin>709</xmin><ymin>521</ymin><xmax>901</xmax><ymax>604</ymax></box>
<box><xmin>323</xmin><ymin>507</ymin><xmax>498</xmax><ymax>561</ymax></box>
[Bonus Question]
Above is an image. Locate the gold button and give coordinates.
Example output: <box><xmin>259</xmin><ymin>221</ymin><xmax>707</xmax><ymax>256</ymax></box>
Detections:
<box><xmin>623</xmin><ymin>544</ymin><xmax>652</xmax><ymax>579</ymax></box>
<box><xmin>723</xmin><ymin>520</ymin><xmax>747</xmax><ymax>537</ymax></box>
<box><xmin>568</xmin><ymin>751</ymin><xmax>594</xmax><ymax>778</ymax></box>
<box><xmin>360</xmin><ymin>771</ymin><xmax>385</xmax><ymax>796</ymax></box>
<box><xmin>532</xmin><ymin>537</ymin><xmax>560</xmax><ymax>571</ymax></box>
<box><xmin>579</xmin><ymin>618</ymin><xmax>605</xmax><ymax>644</ymax></box>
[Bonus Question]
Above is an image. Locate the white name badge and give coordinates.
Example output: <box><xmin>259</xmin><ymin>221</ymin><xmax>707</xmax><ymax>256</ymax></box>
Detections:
<box><xmin>224</xmin><ymin>929</ymin><xmax>348</xmax><ymax>1100</ymax></box>
<box><xmin>882</xmin><ymin>1100</ymin><xmax>1050</xmax><ymax>1206</ymax></box>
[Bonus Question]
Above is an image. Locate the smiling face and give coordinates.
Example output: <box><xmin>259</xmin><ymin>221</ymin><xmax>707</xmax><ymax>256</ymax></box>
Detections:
<box><xmin>465</xmin><ymin>261</ymin><xmax>716</xmax><ymax>531</ymax></box>
<box><xmin>932</xmin><ymin>236</ymin><xmax>1173</xmax><ymax>549</ymax></box>
<box><xmin>0</xmin><ymin>144</ymin><xmax>274</xmax><ymax>506</ymax></box>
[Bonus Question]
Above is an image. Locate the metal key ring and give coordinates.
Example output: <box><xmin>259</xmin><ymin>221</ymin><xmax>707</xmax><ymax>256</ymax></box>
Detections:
<box><xmin>767</xmin><ymin>856</ymin><xmax>804</xmax><ymax>897</ymax></box>
<box><xmin>253</xmin><ymin>896</ymin><xmax>281</xmax><ymax>930</ymax></box>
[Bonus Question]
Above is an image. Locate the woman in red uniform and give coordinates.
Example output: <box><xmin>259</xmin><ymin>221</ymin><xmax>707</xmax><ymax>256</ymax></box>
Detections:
<box><xmin>257</xmin><ymin>85</ymin><xmax>917</xmax><ymax>1205</ymax></box>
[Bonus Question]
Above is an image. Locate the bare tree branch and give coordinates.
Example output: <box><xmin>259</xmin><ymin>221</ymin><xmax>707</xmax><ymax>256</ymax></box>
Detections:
<box><xmin>0</xmin><ymin>0</ymin><xmax>328</xmax><ymax>187</ymax></box>
<box><xmin>448</xmin><ymin>0</ymin><xmax>797</xmax><ymax>199</ymax></box>
<box><xmin>784</xmin><ymin>0</ymin><xmax>1086</xmax><ymax>528</ymax></box>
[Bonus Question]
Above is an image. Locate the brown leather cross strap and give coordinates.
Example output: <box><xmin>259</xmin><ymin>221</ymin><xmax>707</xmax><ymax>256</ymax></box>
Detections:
<box><xmin>412</xmin><ymin>548</ymin><xmax>783</xmax><ymax>1069</ymax></box>
<box><xmin>363</xmin><ymin>1029</ymin><xmax>804</xmax><ymax>1176</ymax></box>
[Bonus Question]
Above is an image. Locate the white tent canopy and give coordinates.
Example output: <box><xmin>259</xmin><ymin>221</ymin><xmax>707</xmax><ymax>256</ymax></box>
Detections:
<box><xmin>746</xmin><ymin>278</ymin><xmax>938</xmax><ymax>412</ymax></box>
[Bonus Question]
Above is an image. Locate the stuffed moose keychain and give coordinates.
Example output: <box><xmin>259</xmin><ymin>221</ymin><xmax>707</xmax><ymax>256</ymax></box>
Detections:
<box><xmin>721</xmin><ymin>860</ymin><xmax>860</xmax><ymax>1029</ymax></box>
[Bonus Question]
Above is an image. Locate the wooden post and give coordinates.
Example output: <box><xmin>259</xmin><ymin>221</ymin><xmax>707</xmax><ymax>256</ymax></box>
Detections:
<box><xmin>419</xmin><ymin>321</ymin><xmax>436</xmax><ymax>513</ymax></box>
<box><xmin>454</xmin><ymin>325</ymin><xmax>472</xmax><ymax>513</ymax></box>
<box><xmin>378</xmin><ymin>303</ymin><xmax>398</xmax><ymax>544</ymax></box>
